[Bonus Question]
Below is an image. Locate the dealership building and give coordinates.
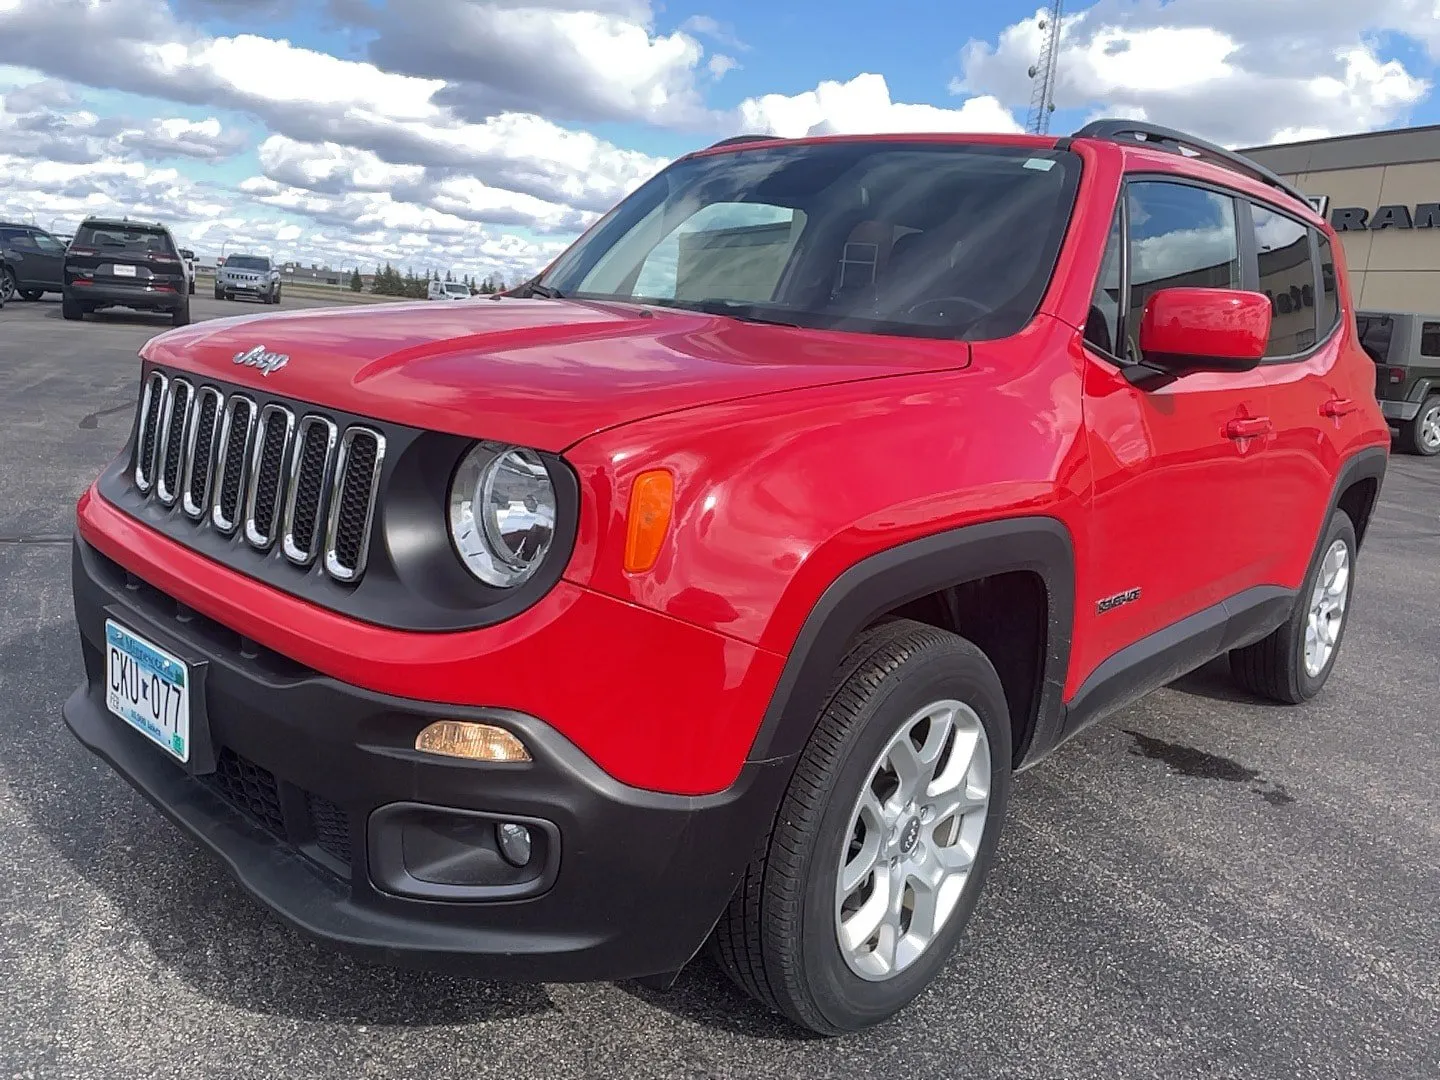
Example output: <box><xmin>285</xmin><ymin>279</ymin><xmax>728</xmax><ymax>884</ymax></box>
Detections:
<box><xmin>1244</xmin><ymin>125</ymin><xmax>1440</xmax><ymax>314</ymax></box>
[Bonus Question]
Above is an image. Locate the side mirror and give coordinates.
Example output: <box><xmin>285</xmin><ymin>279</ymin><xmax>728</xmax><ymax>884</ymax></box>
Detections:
<box><xmin>1132</xmin><ymin>287</ymin><xmax>1272</xmax><ymax>384</ymax></box>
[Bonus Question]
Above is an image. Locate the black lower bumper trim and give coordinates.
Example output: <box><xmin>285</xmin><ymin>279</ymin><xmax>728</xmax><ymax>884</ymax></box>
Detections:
<box><xmin>65</xmin><ymin>536</ymin><xmax>793</xmax><ymax>980</ymax></box>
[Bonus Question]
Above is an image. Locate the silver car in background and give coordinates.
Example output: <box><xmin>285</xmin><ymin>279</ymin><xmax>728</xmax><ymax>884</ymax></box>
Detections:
<box><xmin>216</xmin><ymin>254</ymin><xmax>281</xmax><ymax>304</ymax></box>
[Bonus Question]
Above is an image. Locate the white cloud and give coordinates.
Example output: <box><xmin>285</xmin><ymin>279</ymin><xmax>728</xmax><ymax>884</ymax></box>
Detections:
<box><xmin>956</xmin><ymin>0</ymin><xmax>1432</xmax><ymax>146</ymax></box>
<box><xmin>707</xmin><ymin>54</ymin><xmax>738</xmax><ymax>80</ymax></box>
<box><xmin>738</xmin><ymin>73</ymin><xmax>1021</xmax><ymax>138</ymax></box>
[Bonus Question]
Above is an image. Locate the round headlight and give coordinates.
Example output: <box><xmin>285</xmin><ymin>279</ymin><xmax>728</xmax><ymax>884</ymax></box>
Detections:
<box><xmin>448</xmin><ymin>443</ymin><xmax>557</xmax><ymax>587</ymax></box>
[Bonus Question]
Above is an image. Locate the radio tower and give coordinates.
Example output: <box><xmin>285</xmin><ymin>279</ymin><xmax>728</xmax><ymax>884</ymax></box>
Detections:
<box><xmin>1025</xmin><ymin>1</ymin><xmax>1064</xmax><ymax>135</ymax></box>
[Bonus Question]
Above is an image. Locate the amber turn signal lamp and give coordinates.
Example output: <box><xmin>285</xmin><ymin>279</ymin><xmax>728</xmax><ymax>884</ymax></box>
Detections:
<box><xmin>624</xmin><ymin>469</ymin><xmax>674</xmax><ymax>573</ymax></box>
<box><xmin>414</xmin><ymin>721</ymin><xmax>531</xmax><ymax>762</ymax></box>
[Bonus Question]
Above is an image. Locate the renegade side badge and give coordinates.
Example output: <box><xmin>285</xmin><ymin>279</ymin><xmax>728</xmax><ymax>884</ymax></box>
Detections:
<box><xmin>1096</xmin><ymin>587</ymin><xmax>1142</xmax><ymax>615</ymax></box>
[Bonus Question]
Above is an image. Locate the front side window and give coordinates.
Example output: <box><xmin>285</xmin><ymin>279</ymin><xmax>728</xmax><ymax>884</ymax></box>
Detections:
<box><xmin>32</xmin><ymin>233</ymin><xmax>65</xmax><ymax>254</ymax></box>
<box><xmin>541</xmin><ymin>142</ymin><xmax>1081</xmax><ymax>340</ymax></box>
<box><xmin>1125</xmin><ymin>181</ymin><xmax>1240</xmax><ymax>360</ymax></box>
<box><xmin>1252</xmin><ymin>203</ymin><xmax>1316</xmax><ymax>357</ymax></box>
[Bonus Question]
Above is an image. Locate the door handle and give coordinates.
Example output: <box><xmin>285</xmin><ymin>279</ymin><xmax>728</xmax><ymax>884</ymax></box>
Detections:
<box><xmin>1322</xmin><ymin>397</ymin><xmax>1359</xmax><ymax>418</ymax></box>
<box><xmin>1225</xmin><ymin>417</ymin><xmax>1273</xmax><ymax>439</ymax></box>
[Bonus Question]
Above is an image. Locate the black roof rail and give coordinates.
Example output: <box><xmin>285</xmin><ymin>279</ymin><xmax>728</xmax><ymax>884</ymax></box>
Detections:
<box><xmin>706</xmin><ymin>134</ymin><xmax>784</xmax><ymax>150</ymax></box>
<box><xmin>1073</xmin><ymin>119</ymin><xmax>1312</xmax><ymax>211</ymax></box>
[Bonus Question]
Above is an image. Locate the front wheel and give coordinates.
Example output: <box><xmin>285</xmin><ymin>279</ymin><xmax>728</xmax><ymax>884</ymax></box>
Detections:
<box><xmin>1230</xmin><ymin>509</ymin><xmax>1357</xmax><ymax>703</ymax></box>
<box><xmin>1398</xmin><ymin>396</ymin><xmax>1440</xmax><ymax>457</ymax></box>
<box><xmin>711</xmin><ymin>619</ymin><xmax>1011</xmax><ymax>1034</ymax></box>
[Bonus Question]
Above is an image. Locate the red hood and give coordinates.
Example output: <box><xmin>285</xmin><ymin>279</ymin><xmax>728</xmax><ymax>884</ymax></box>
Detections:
<box><xmin>142</xmin><ymin>299</ymin><xmax>970</xmax><ymax>451</ymax></box>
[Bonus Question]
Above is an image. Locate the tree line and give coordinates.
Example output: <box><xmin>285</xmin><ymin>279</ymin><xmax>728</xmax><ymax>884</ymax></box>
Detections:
<box><xmin>352</xmin><ymin>265</ymin><xmax>509</xmax><ymax>297</ymax></box>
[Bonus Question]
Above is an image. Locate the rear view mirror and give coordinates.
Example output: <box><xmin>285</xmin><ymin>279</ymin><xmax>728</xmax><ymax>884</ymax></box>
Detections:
<box><xmin>1131</xmin><ymin>287</ymin><xmax>1272</xmax><ymax>385</ymax></box>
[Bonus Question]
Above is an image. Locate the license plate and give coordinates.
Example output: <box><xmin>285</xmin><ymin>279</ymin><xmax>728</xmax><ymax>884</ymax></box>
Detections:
<box><xmin>105</xmin><ymin>620</ymin><xmax>190</xmax><ymax>762</ymax></box>
<box><xmin>112</xmin><ymin>264</ymin><xmax>137</xmax><ymax>277</ymax></box>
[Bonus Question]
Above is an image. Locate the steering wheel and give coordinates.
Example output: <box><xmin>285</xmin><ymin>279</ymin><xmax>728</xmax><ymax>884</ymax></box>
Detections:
<box><xmin>903</xmin><ymin>296</ymin><xmax>991</xmax><ymax>323</ymax></box>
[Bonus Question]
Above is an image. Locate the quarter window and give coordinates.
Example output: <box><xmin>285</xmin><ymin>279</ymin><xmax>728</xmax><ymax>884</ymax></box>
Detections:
<box><xmin>1316</xmin><ymin>234</ymin><xmax>1339</xmax><ymax>335</ymax></box>
<box><xmin>1252</xmin><ymin>204</ymin><xmax>1316</xmax><ymax>356</ymax></box>
<box><xmin>1125</xmin><ymin>181</ymin><xmax>1240</xmax><ymax>361</ymax></box>
<box><xmin>1084</xmin><ymin>208</ymin><xmax>1123</xmax><ymax>357</ymax></box>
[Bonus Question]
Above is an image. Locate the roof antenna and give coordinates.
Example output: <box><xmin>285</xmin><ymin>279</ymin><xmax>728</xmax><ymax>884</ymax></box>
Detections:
<box><xmin>1025</xmin><ymin>0</ymin><xmax>1065</xmax><ymax>135</ymax></box>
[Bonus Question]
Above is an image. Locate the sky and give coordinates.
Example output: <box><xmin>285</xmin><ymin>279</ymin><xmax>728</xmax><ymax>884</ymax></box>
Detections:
<box><xmin>1</xmin><ymin>0</ymin><xmax>1437</xmax><ymax>284</ymax></box>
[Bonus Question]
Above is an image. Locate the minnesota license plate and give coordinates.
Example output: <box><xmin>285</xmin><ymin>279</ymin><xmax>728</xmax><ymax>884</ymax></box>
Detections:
<box><xmin>112</xmin><ymin>264</ymin><xmax>137</xmax><ymax>277</ymax></box>
<box><xmin>105</xmin><ymin>619</ymin><xmax>190</xmax><ymax>762</ymax></box>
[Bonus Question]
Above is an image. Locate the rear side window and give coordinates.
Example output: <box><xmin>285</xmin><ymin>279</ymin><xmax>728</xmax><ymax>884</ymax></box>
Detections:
<box><xmin>1422</xmin><ymin>322</ymin><xmax>1440</xmax><ymax>358</ymax></box>
<box><xmin>1125</xmin><ymin>181</ymin><xmax>1240</xmax><ymax>360</ymax></box>
<box><xmin>1356</xmin><ymin>315</ymin><xmax>1393</xmax><ymax>363</ymax></box>
<box><xmin>74</xmin><ymin>223</ymin><xmax>175</xmax><ymax>256</ymax></box>
<box><xmin>1252</xmin><ymin>203</ymin><xmax>1316</xmax><ymax>356</ymax></box>
<box><xmin>1316</xmin><ymin>234</ymin><xmax>1339</xmax><ymax>335</ymax></box>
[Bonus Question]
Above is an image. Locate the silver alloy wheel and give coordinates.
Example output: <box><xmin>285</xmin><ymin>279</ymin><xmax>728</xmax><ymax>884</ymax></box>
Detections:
<box><xmin>0</xmin><ymin>269</ymin><xmax>15</xmax><ymax>303</ymax></box>
<box><xmin>1304</xmin><ymin>538</ymin><xmax>1351</xmax><ymax>677</ymax></box>
<box><xmin>835</xmin><ymin>699</ymin><xmax>991</xmax><ymax>981</ymax></box>
<box><xmin>1420</xmin><ymin>403</ymin><xmax>1440</xmax><ymax>452</ymax></box>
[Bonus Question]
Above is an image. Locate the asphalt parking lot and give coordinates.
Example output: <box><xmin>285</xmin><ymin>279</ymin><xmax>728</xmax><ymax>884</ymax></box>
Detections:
<box><xmin>1</xmin><ymin>292</ymin><xmax>1437</xmax><ymax>1080</ymax></box>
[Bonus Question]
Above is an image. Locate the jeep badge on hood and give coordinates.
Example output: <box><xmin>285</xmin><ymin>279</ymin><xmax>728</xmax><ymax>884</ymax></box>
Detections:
<box><xmin>232</xmin><ymin>345</ymin><xmax>289</xmax><ymax>376</ymax></box>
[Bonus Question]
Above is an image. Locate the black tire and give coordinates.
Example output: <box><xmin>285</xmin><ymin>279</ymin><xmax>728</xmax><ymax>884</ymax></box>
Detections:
<box><xmin>214</xmin><ymin>288</ymin><xmax>223</xmax><ymax>301</ymax></box>
<box><xmin>189</xmin><ymin>280</ymin><xmax>196</xmax><ymax>295</ymax></box>
<box><xmin>61</xmin><ymin>294</ymin><xmax>83</xmax><ymax>320</ymax></box>
<box><xmin>273</xmin><ymin>287</ymin><xmax>282</xmax><ymax>304</ymax></box>
<box><xmin>19</xmin><ymin>288</ymin><xmax>42</xmax><ymax>301</ymax></box>
<box><xmin>0</xmin><ymin>267</ymin><xmax>16</xmax><ymax>304</ymax></box>
<box><xmin>710</xmin><ymin>619</ymin><xmax>1012</xmax><ymax>1035</ymax></box>
<box><xmin>171</xmin><ymin>300</ymin><xmax>190</xmax><ymax>328</ymax></box>
<box><xmin>1230</xmin><ymin>510</ymin><xmax>1357</xmax><ymax>703</ymax></box>
<box><xmin>1397</xmin><ymin>396</ymin><xmax>1440</xmax><ymax>457</ymax></box>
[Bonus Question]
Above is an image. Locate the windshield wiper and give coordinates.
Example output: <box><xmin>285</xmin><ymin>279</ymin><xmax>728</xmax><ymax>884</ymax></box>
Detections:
<box><xmin>641</xmin><ymin>297</ymin><xmax>802</xmax><ymax>328</ymax></box>
<box><xmin>501</xmin><ymin>277</ymin><xmax>563</xmax><ymax>300</ymax></box>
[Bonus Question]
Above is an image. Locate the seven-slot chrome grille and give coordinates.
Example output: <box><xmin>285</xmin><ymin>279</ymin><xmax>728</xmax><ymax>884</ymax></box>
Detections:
<box><xmin>132</xmin><ymin>371</ymin><xmax>385</xmax><ymax>582</ymax></box>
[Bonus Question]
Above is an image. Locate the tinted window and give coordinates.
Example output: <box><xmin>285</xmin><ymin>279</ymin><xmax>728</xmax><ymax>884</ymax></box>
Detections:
<box><xmin>542</xmin><ymin>142</ymin><xmax>1081</xmax><ymax>340</ymax></box>
<box><xmin>1356</xmin><ymin>315</ymin><xmax>1393</xmax><ymax>363</ymax></box>
<box><xmin>1316</xmin><ymin>234</ymin><xmax>1339</xmax><ymax>335</ymax></box>
<box><xmin>1252</xmin><ymin>204</ymin><xmax>1316</xmax><ymax>356</ymax></box>
<box><xmin>0</xmin><ymin>228</ymin><xmax>23</xmax><ymax>244</ymax></box>
<box><xmin>31</xmin><ymin>233</ymin><xmax>65</xmax><ymax>254</ymax></box>
<box><xmin>1084</xmin><ymin>208</ymin><xmax>1123</xmax><ymax>357</ymax></box>
<box><xmin>225</xmin><ymin>255</ymin><xmax>270</xmax><ymax>271</ymax></box>
<box><xmin>74</xmin><ymin>223</ymin><xmax>175</xmax><ymax>256</ymax></box>
<box><xmin>1126</xmin><ymin>181</ymin><xmax>1239</xmax><ymax>360</ymax></box>
<box><xmin>1422</xmin><ymin>322</ymin><xmax>1440</xmax><ymax>358</ymax></box>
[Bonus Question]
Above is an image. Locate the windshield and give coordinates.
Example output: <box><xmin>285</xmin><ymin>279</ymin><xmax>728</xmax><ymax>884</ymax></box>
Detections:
<box><xmin>226</xmin><ymin>255</ymin><xmax>270</xmax><ymax>271</ymax></box>
<box><xmin>74</xmin><ymin>224</ymin><xmax>174</xmax><ymax>256</ymax></box>
<box><xmin>444</xmin><ymin>282</ymin><xmax>469</xmax><ymax>295</ymax></box>
<box><xmin>540</xmin><ymin>141</ymin><xmax>1079</xmax><ymax>339</ymax></box>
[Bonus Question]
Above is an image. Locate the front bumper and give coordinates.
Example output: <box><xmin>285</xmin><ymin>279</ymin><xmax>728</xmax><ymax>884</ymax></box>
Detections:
<box><xmin>65</xmin><ymin>535</ymin><xmax>792</xmax><ymax>980</ymax></box>
<box><xmin>219</xmin><ymin>280</ymin><xmax>268</xmax><ymax>293</ymax></box>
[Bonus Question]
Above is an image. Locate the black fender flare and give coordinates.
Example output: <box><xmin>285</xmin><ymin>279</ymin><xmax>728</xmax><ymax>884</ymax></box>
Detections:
<box><xmin>1320</xmin><ymin>445</ymin><xmax>1388</xmax><ymax>552</ymax></box>
<box><xmin>746</xmin><ymin>516</ymin><xmax>1076</xmax><ymax>767</ymax></box>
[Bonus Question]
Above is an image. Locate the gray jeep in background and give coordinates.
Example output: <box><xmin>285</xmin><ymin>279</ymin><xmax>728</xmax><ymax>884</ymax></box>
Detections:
<box><xmin>216</xmin><ymin>254</ymin><xmax>282</xmax><ymax>304</ymax></box>
<box><xmin>1359</xmin><ymin>311</ymin><xmax>1440</xmax><ymax>456</ymax></box>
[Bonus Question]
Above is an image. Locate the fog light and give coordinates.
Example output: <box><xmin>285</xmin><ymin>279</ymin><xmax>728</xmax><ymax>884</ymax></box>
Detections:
<box><xmin>414</xmin><ymin>721</ymin><xmax>530</xmax><ymax>762</ymax></box>
<box><xmin>496</xmin><ymin>822</ymin><xmax>533</xmax><ymax>867</ymax></box>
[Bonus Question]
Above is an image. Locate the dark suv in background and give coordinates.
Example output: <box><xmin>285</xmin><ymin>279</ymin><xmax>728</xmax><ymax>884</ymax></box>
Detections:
<box><xmin>63</xmin><ymin>217</ymin><xmax>190</xmax><ymax>326</ymax></box>
<box><xmin>0</xmin><ymin>221</ymin><xmax>68</xmax><ymax>302</ymax></box>
<box><xmin>1358</xmin><ymin>311</ymin><xmax>1440</xmax><ymax>456</ymax></box>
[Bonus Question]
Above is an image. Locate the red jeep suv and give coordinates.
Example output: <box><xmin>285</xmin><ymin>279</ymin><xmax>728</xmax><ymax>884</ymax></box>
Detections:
<box><xmin>64</xmin><ymin>121</ymin><xmax>1388</xmax><ymax>1034</ymax></box>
